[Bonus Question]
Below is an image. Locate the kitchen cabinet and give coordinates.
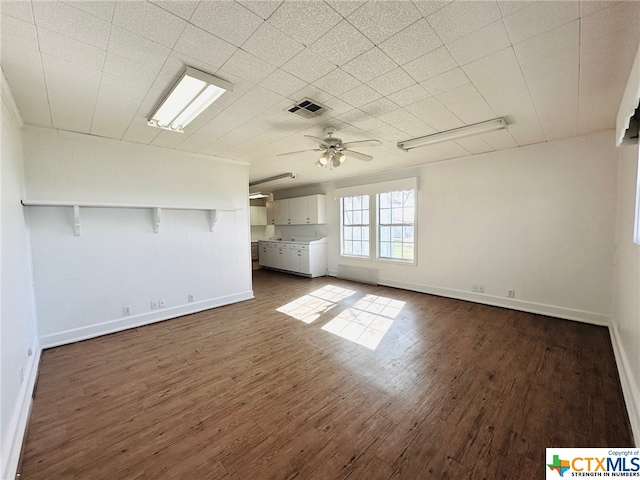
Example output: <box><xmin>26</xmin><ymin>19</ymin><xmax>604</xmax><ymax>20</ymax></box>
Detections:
<box><xmin>267</xmin><ymin>195</ymin><xmax>326</xmax><ymax>225</ymax></box>
<box><xmin>250</xmin><ymin>206</ymin><xmax>267</xmax><ymax>225</ymax></box>
<box><xmin>258</xmin><ymin>238</ymin><xmax>326</xmax><ymax>277</ymax></box>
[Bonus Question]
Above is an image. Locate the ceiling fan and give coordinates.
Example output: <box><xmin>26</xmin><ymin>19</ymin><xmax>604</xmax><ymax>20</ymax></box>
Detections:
<box><xmin>278</xmin><ymin>127</ymin><xmax>382</xmax><ymax>169</ymax></box>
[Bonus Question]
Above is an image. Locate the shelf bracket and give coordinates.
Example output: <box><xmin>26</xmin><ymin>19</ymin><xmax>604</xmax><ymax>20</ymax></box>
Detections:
<box><xmin>73</xmin><ymin>205</ymin><xmax>81</xmax><ymax>236</ymax></box>
<box><xmin>153</xmin><ymin>207</ymin><xmax>161</xmax><ymax>233</ymax></box>
<box><xmin>209</xmin><ymin>209</ymin><xmax>218</xmax><ymax>231</ymax></box>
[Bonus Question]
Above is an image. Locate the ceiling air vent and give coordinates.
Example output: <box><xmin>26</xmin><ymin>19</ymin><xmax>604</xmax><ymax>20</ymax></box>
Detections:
<box><xmin>286</xmin><ymin>98</ymin><xmax>328</xmax><ymax>119</ymax></box>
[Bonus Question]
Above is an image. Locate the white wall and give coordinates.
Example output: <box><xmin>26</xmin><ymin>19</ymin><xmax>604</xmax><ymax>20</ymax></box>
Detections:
<box><xmin>1</xmin><ymin>78</ymin><xmax>40</xmax><ymax>480</ymax></box>
<box><xmin>611</xmin><ymin>142</ymin><xmax>640</xmax><ymax>446</ymax></box>
<box><xmin>22</xmin><ymin>127</ymin><xmax>253</xmax><ymax>347</ymax></box>
<box><xmin>287</xmin><ymin>131</ymin><xmax>619</xmax><ymax>325</ymax></box>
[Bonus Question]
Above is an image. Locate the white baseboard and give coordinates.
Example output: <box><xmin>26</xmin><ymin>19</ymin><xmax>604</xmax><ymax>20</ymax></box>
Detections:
<box><xmin>39</xmin><ymin>291</ymin><xmax>254</xmax><ymax>349</ymax></box>
<box><xmin>1</xmin><ymin>338</ymin><xmax>41</xmax><ymax>480</ymax></box>
<box><xmin>326</xmin><ymin>271</ymin><xmax>610</xmax><ymax>326</ymax></box>
<box><xmin>609</xmin><ymin>324</ymin><xmax>640</xmax><ymax>447</ymax></box>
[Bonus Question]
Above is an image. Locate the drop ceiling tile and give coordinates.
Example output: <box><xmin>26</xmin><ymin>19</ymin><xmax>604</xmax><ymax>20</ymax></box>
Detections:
<box><xmin>462</xmin><ymin>47</ymin><xmax>525</xmax><ymax>97</ymax></box>
<box><xmin>360</xmin><ymin>98</ymin><xmax>398</xmax><ymax>118</ymax></box>
<box><xmin>191</xmin><ymin>1</ymin><xmax>263</xmax><ymax>47</ymax></box>
<box><xmin>580</xmin><ymin>0</ymin><xmax>616</xmax><ymax>17</ymax></box>
<box><xmin>32</xmin><ymin>1</ymin><xmax>111</xmax><ymax>49</ymax></box>
<box><xmin>421</xmin><ymin>68</ymin><xmax>470</xmax><ymax>96</ymax></box>
<box><xmin>431</xmin><ymin>141</ymin><xmax>471</xmax><ymax>158</ymax></box>
<box><xmin>479</xmin><ymin>129</ymin><xmax>518</xmax><ymax>150</ymax></box>
<box><xmin>323</xmin><ymin>97</ymin><xmax>356</xmax><ymax>117</ymax></box>
<box><xmin>37</xmin><ymin>27</ymin><xmax>106</xmax><ymax>71</ymax></box>
<box><xmin>324</xmin><ymin>1</ymin><xmax>363</xmax><ymax>17</ymax></box>
<box><xmin>41</xmin><ymin>53</ymin><xmax>101</xmax><ymax>133</ymax></box>
<box><xmin>267</xmin><ymin>1</ymin><xmax>342</xmax><ymax>45</ymax></box>
<box><xmin>413</xmin><ymin>1</ymin><xmax>452</xmax><ymax>18</ymax></box>
<box><xmin>62</xmin><ymin>1</ymin><xmax>115</xmax><ymax>22</ymax></box>
<box><xmin>581</xmin><ymin>1</ymin><xmax>640</xmax><ymax>48</ymax></box>
<box><xmin>2</xmin><ymin>14</ymin><xmax>38</xmax><ymax>50</ymax></box>
<box><xmin>2</xmin><ymin>1</ymin><xmax>35</xmax><ymax>23</ymax></box>
<box><xmin>436</xmin><ymin>84</ymin><xmax>496</xmax><ymax>124</ymax></box>
<box><xmin>535</xmin><ymin>99</ymin><xmax>578</xmax><ymax>141</ymax></box>
<box><xmin>101</xmin><ymin>52</ymin><xmax>160</xmax><ymax>100</ymax></box>
<box><xmin>497</xmin><ymin>1</ymin><xmax>534</xmax><ymax>17</ymax></box>
<box><xmin>113</xmin><ymin>1</ymin><xmax>185</xmax><ymax>48</ymax></box>
<box><xmin>91</xmin><ymin>91</ymin><xmax>139</xmax><ymax>140</ymax></box>
<box><xmin>241</xmin><ymin>85</ymin><xmax>288</xmax><ymax>109</ymax></box>
<box><xmin>387</xmin><ymin>83</ymin><xmax>431</xmax><ymax>107</ymax></box>
<box><xmin>342</xmin><ymin>47</ymin><xmax>397</xmax><ymax>84</ymax></box>
<box><xmin>243</xmin><ymin>22</ymin><xmax>304</xmax><ymax>67</ymax></box>
<box><xmin>107</xmin><ymin>25</ymin><xmax>171</xmax><ymax>70</ymax></box>
<box><xmin>0</xmin><ymin>43</ymin><xmax>51</xmax><ymax>127</ymax></box>
<box><xmin>122</xmin><ymin>116</ymin><xmax>162</xmax><ymax>145</ymax></box>
<box><xmin>281</xmin><ymin>48</ymin><xmax>336</xmax><ymax>84</ymax></box>
<box><xmin>220</xmin><ymin>48</ymin><xmax>276</xmax><ymax>84</ymax></box>
<box><xmin>578</xmin><ymin>93</ymin><xmax>618</xmax><ymax>135</ymax></box>
<box><xmin>506</xmin><ymin>112</ymin><xmax>546</xmax><ymax>146</ymax></box>
<box><xmin>367</xmin><ymin>123</ymin><xmax>406</xmax><ymax>143</ymax></box>
<box><xmin>150</xmin><ymin>0</ymin><xmax>198</xmax><ymax>20</ymax></box>
<box><xmin>259</xmin><ymin>69</ymin><xmax>308</xmax><ymax>97</ymax></box>
<box><xmin>503</xmin><ymin>1</ymin><xmax>579</xmax><ymax>45</ymax></box>
<box><xmin>314</xmin><ymin>68</ymin><xmax>362</xmax><ymax>97</ymax></box>
<box><xmin>454</xmin><ymin>136</ymin><xmax>494</xmax><ymax>155</ymax></box>
<box><xmin>340</xmin><ymin>84</ymin><xmax>382</xmax><ymax>108</ymax></box>
<box><xmin>514</xmin><ymin>20</ymin><xmax>579</xmax><ymax>82</ymax></box>
<box><xmin>379</xmin><ymin>19</ymin><xmax>441</xmax><ymax>66</ymax></box>
<box><xmin>290</xmin><ymin>84</ymin><xmax>333</xmax><ymax>104</ymax></box>
<box><xmin>405</xmin><ymin>97</ymin><xmax>464</xmax><ymax>131</ymax></box>
<box><xmin>309</xmin><ymin>20</ymin><xmax>374</xmax><ymax>66</ymax></box>
<box><xmin>427</xmin><ymin>1</ymin><xmax>501</xmax><ymax>44</ymax></box>
<box><xmin>347</xmin><ymin>1</ymin><xmax>421</xmax><ymax>44</ymax></box>
<box><xmin>447</xmin><ymin>19</ymin><xmax>511</xmax><ymax>66</ymax></box>
<box><xmin>173</xmin><ymin>24</ymin><xmax>237</xmax><ymax>70</ymax></box>
<box><xmin>402</xmin><ymin>46</ymin><xmax>458</xmax><ymax>83</ymax></box>
<box><xmin>379</xmin><ymin>109</ymin><xmax>434</xmax><ymax>137</ymax></box>
<box><xmin>368</xmin><ymin>68</ymin><xmax>416</xmax><ymax>96</ymax></box>
<box><xmin>238</xmin><ymin>0</ymin><xmax>283</xmax><ymax>20</ymax></box>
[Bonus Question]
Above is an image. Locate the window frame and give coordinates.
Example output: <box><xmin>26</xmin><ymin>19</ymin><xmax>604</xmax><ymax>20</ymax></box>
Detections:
<box><xmin>339</xmin><ymin>194</ymin><xmax>372</xmax><ymax>259</ymax></box>
<box><xmin>338</xmin><ymin>188</ymin><xmax>417</xmax><ymax>265</ymax></box>
<box><xmin>376</xmin><ymin>189</ymin><xmax>416</xmax><ymax>264</ymax></box>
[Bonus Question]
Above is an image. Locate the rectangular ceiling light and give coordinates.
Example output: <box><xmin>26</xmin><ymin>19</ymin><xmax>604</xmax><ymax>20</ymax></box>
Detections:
<box><xmin>397</xmin><ymin>117</ymin><xmax>507</xmax><ymax>151</ymax></box>
<box><xmin>148</xmin><ymin>66</ymin><xmax>233</xmax><ymax>133</ymax></box>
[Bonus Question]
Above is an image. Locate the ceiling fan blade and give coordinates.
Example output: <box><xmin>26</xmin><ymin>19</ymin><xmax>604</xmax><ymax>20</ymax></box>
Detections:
<box><xmin>341</xmin><ymin>139</ymin><xmax>382</xmax><ymax>149</ymax></box>
<box><xmin>277</xmin><ymin>148</ymin><xmax>323</xmax><ymax>157</ymax></box>
<box><xmin>343</xmin><ymin>149</ymin><xmax>373</xmax><ymax>161</ymax></box>
<box><xmin>304</xmin><ymin>135</ymin><xmax>329</xmax><ymax>147</ymax></box>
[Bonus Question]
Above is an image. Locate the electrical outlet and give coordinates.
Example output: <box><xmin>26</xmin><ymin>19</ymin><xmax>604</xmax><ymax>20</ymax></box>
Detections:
<box><xmin>19</xmin><ymin>367</ymin><xmax>24</xmax><ymax>384</ymax></box>
<box><xmin>188</xmin><ymin>294</ymin><xmax>195</xmax><ymax>303</ymax></box>
<box><xmin>472</xmin><ymin>285</ymin><xmax>478</xmax><ymax>292</ymax></box>
<box><xmin>508</xmin><ymin>289</ymin><xmax>515</xmax><ymax>298</ymax></box>
<box><xmin>159</xmin><ymin>299</ymin><xmax>166</xmax><ymax>308</ymax></box>
<box><xmin>123</xmin><ymin>305</ymin><xmax>132</xmax><ymax>315</ymax></box>
<box><xmin>151</xmin><ymin>300</ymin><xmax>158</xmax><ymax>310</ymax></box>
<box><xmin>478</xmin><ymin>285</ymin><xmax>484</xmax><ymax>293</ymax></box>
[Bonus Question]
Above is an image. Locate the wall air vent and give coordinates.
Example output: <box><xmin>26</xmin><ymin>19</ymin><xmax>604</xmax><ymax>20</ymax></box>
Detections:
<box><xmin>286</xmin><ymin>98</ymin><xmax>328</xmax><ymax>119</ymax></box>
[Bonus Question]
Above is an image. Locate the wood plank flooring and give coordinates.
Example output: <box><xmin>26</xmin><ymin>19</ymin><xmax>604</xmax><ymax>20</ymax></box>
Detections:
<box><xmin>20</xmin><ymin>269</ymin><xmax>633</xmax><ymax>479</ymax></box>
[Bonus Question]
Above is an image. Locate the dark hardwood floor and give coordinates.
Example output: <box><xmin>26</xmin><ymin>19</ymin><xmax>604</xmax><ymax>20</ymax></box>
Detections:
<box><xmin>20</xmin><ymin>268</ymin><xmax>633</xmax><ymax>479</ymax></box>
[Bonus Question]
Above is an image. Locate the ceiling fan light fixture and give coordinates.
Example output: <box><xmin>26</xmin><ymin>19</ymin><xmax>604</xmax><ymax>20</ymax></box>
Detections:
<box><xmin>334</xmin><ymin>151</ymin><xmax>346</xmax><ymax>164</ymax></box>
<box><xmin>316</xmin><ymin>151</ymin><xmax>331</xmax><ymax>168</ymax></box>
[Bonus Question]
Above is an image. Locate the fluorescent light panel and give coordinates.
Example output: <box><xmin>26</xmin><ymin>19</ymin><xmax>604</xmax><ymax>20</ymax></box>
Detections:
<box><xmin>397</xmin><ymin>117</ymin><xmax>507</xmax><ymax>151</ymax></box>
<box><xmin>148</xmin><ymin>67</ymin><xmax>233</xmax><ymax>133</ymax></box>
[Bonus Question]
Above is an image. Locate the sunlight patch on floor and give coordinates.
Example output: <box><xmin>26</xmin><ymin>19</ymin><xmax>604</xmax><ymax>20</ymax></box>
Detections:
<box><xmin>276</xmin><ymin>285</ymin><xmax>357</xmax><ymax>323</ymax></box>
<box><xmin>322</xmin><ymin>294</ymin><xmax>405</xmax><ymax>349</ymax></box>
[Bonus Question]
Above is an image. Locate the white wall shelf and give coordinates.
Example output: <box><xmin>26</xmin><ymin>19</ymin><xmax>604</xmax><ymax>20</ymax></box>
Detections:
<box><xmin>21</xmin><ymin>200</ymin><xmax>237</xmax><ymax>235</ymax></box>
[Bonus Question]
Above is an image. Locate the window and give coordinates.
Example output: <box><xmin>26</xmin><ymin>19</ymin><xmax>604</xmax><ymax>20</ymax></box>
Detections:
<box><xmin>341</xmin><ymin>194</ymin><xmax>370</xmax><ymax>257</ymax></box>
<box><xmin>377</xmin><ymin>190</ymin><xmax>415</xmax><ymax>262</ymax></box>
<box><xmin>339</xmin><ymin>186</ymin><xmax>417</xmax><ymax>264</ymax></box>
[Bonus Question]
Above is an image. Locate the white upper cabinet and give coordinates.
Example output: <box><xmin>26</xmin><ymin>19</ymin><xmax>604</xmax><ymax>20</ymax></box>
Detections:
<box><xmin>250</xmin><ymin>206</ymin><xmax>267</xmax><ymax>225</ymax></box>
<box><xmin>269</xmin><ymin>195</ymin><xmax>326</xmax><ymax>225</ymax></box>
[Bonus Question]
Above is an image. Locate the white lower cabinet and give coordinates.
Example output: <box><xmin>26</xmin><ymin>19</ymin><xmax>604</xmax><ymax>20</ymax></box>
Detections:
<box><xmin>258</xmin><ymin>239</ymin><xmax>326</xmax><ymax>277</ymax></box>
